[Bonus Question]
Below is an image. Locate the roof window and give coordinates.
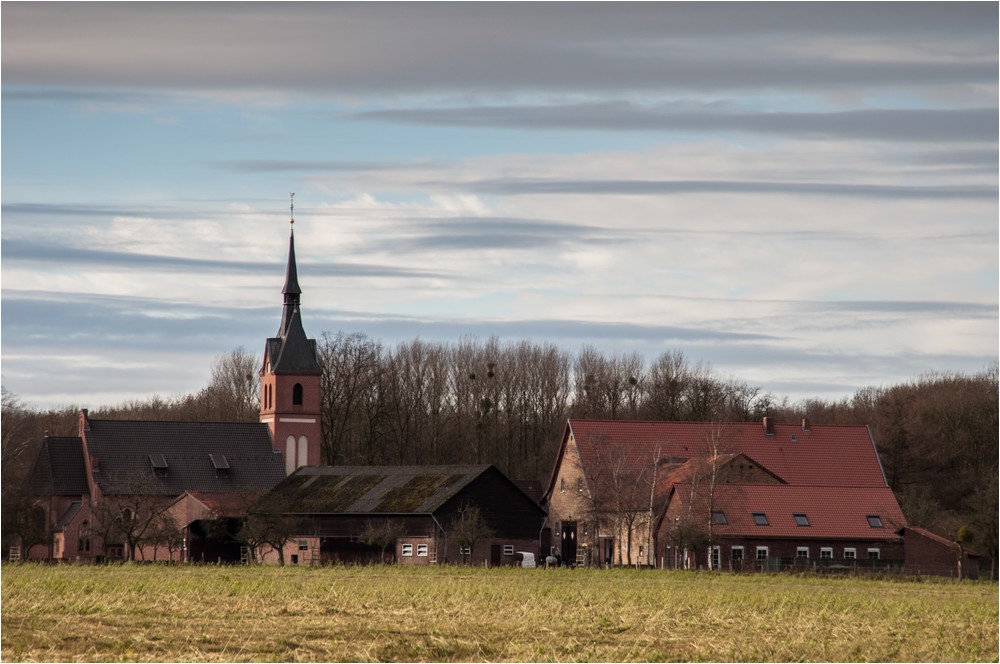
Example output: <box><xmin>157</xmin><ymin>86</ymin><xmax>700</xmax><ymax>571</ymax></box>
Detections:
<box><xmin>867</xmin><ymin>515</ymin><xmax>884</xmax><ymax>528</ymax></box>
<box><xmin>149</xmin><ymin>454</ymin><xmax>168</xmax><ymax>478</ymax></box>
<box><xmin>793</xmin><ymin>513</ymin><xmax>810</xmax><ymax>527</ymax></box>
<box><xmin>752</xmin><ymin>512</ymin><xmax>769</xmax><ymax>526</ymax></box>
<box><xmin>712</xmin><ymin>510</ymin><xmax>728</xmax><ymax>525</ymax></box>
<box><xmin>210</xmin><ymin>454</ymin><xmax>230</xmax><ymax>478</ymax></box>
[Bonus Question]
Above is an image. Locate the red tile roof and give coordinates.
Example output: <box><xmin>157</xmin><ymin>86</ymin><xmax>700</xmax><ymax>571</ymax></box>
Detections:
<box><xmin>669</xmin><ymin>483</ymin><xmax>905</xmax><ymax>540</ymax></box>
<box><xmin>567</xmin><ymin>419</ymin><xmax>888</xmax><ymax>488</ymax></box>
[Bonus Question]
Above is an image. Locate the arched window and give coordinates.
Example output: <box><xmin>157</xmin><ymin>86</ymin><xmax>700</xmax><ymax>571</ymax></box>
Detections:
<box><xmin>79</xmin><ymin>520</ymin><xmax>91</xmax><ymax>554</ymax></box>
<box><xmin>297</xmin><ymin>435</ymin><xmax>308</xmax><ymax>469</ymax></box>
<box><xmin>293</xmin><ymin>383</ymin><xmax>303</xmax><ymax>405</ymax></box>
<box><xmin>285</xmin><ymin>435</ymin><xmax>296</xmax><ymax>475</ymax></box>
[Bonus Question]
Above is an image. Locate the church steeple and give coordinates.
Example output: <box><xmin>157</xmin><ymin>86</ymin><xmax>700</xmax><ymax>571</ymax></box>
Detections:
<box><xmin>279</xmin><ymin>228</ymin><xmax>302</xmax><ymax>337</ymax></box>
<box><xmin>260</xmin><ymin>194</ymin><xmax>323</xmax><ymax>474</ymax></box>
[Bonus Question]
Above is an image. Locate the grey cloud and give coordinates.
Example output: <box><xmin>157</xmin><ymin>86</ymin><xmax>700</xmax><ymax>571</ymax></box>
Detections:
<box><xmin>209</xmin><ymin>159</ymin><xmax>434</xmax><ymax>174</ymax></box>
<box><xmin>2</xmin><ymin>4</ymin><xmax>994</xmax><ymax>93</ymax></box>
<box><xmin>358</xmin><ymin>104</ymin><xmax>999</xmax><ymax>143</ymax></box>
<box><xmin>436</xmin><ymin>178</ymin><xmax>997</xmax><ymax>200</ymax></box>
<box><xmin>5</xmin><ymin>289</ymin><xmax>996</xmax><ymax>409</ymax></box>
<box><xmin>2</xmin><ymin>202</ymin><xmax>197</xmax><ymax>219</ymax></box>
<box><xmin>386</xmin><ymin>217</ymin><xmax>621</xmax><ymax>252</ymax></box>
<box><xmin>1</xmin><ymin>239</ymin><xmax>444</xmax><ymax>279</ymax></box>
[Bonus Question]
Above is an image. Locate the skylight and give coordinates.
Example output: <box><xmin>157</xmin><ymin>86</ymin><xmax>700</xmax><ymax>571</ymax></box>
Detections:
<box><xmin>867</xmin><ymin>515</ymin><xmax>884</xmax><ymax>528</ymax></box>
<box><xmin>793</xmin><ymin>513</ymin><xmax>810</xmax><ymax>527</ymax></box>
<box><xmin>752</xmin><ymin>512</ymin><xmax>769</xmax><ymax>526</ymax></box>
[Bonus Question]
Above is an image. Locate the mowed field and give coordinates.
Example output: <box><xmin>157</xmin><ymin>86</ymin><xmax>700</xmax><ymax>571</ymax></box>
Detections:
<box><xmin>2</xmin><ymin>564</ymin><xmax>996</xmax><ymax>662</ymax></box>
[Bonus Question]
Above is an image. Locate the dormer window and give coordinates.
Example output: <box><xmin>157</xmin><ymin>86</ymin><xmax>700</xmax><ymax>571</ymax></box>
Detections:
<box><xmin>149</xmin><ymin>454</ymin><xmax>168</xmax><ymax>478</ymax></box>
<box><xmin>210</xmin><ymin>454</ymin><xmax>230</xmax><ymax>478</ymax></box>
<box><xmin>293</xmin><ymin>383</ymin><xmax>303</xmax><ymax>405</ymax></box>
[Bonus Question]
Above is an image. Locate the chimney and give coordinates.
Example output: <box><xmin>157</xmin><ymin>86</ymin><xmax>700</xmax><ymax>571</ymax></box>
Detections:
<box><xmin>801</xmin><ymin>418</ymin><xmax>811</xmax><ymax>433</ymax></box>
<box><xmin>79</xmin><ymin>408</ymin><xmax>91</xmax><ymax>435</ymax></box>
<box><xmin>762</xmin><ymin>416</ymin><xmax>775</xmax><ymax>437</ymax></box>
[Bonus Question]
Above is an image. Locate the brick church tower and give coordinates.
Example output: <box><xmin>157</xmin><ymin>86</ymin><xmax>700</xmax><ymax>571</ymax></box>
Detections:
<box><xmin>260</xmin><ymin>199</ymin><xmax>323</xmax><ymax>475</ymax></box>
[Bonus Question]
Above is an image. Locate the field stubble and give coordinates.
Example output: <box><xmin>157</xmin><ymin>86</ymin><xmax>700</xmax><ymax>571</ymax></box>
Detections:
<box><xmin>1</xmin><ymin>564</ymin><xmax>996</xmax><ymax>662</ymax></box>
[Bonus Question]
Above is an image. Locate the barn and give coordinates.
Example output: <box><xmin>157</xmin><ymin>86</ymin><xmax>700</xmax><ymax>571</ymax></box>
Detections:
<box><xmin>261</xmin><ymin>465</ymin><xmax>547</xmax><ymax>566</ymax></box>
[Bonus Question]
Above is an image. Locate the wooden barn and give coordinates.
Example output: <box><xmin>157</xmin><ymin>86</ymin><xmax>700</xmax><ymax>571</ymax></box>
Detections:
<box><xmin>262</xmin><ymin>465</ymin><xmax>547</xmax><ymax>566</ymax></box>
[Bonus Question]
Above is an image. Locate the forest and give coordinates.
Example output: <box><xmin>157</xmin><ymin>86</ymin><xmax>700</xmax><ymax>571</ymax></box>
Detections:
<box><xmin>2</xmin><ymin>332</ymin><xmax>997</xmax><ymax>574</ymax></box>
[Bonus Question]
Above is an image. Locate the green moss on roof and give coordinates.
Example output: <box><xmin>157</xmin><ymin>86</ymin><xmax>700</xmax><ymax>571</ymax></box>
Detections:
<box><xmin>374</xmin><ymin>473</ymin><xmax>462</xmax><ymax>513</ymax></box>
<box><xmin>290</xmin><ymin>474</ymin><xmax>387</xmax><ymax>512</ymax></box>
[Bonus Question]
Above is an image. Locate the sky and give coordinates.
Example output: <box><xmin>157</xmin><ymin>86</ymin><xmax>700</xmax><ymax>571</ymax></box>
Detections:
<box><xmin>2</xmin><ymin>2</ymin><xmax>997</xmax><ymax>411</ymax></box>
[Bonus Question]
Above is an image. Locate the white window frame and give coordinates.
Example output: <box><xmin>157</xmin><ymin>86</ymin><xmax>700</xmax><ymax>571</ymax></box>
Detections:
<box><xmin>298</xmin><ymin>539</ymin><xmax>309</xmax><ymax>551</ymax></box>
<box><xmin>401</xmin><ymin>543</ymin><xmax>413</xmax><ymax>557</ymax></box>
<box><xmin>503</xmin><ymin>544</ymin><xmax>514</xmax><ymax>556</ymax></box>
<box><xmin>416</xmin><ymin>544</ymin><xmax>428</xmax><ymax>557</ymax></box>
<box><xmin>843</xmin><ymin>547</ymin><xmax>857</xmax><ymax>560</ymax></box>
<box><xmin>730</xmin><ymin>545</ymin><xmax>744</xmax><ymax>562</ymax></box>
<box><xmin>820</xmin><ymin>547</ymin><xmax>833</xmax><ymax>559</ymax></box>
<box><xmin>710</xmin><ymin>545</ymin><xmax>721</xmax><ymax>570</ymax></box>
<box><xmin>796</xmin><ymin>546</ymin><xmax>809</xmax><ymax>558</ymax></box>
<box><xmin>867</xmin><ymin>548</ymin><xmax>880</xmax><ymax>560</ymax></box>
<box><xmin>459</xmin><ymin>545</ymin><xmax>471</xmax><ymax>555</ymax></box>
<box><xmin>756</xmin><ymin>546</ymin><xmax>769</xmax><ymax>561</ymax></box>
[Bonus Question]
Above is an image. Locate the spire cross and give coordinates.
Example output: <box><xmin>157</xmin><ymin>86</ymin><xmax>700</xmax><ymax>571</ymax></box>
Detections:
<box><xmin>290</xmin><ymin>192</ymin><xmax>295</xmax><ymax>226</ymax></box>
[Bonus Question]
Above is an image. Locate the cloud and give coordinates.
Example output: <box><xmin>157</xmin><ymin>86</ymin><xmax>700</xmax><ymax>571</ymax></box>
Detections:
<box><xmin>426</xmin><ymin>178</ymin><xmax>997</xmax><ymax>201</ymax></box>
<box><xmin>357</xmin><ymin>104</ymin><xmax>999</xmax><ymax>143</ymax></box>
<box><xmin>2</xmin><ymin>4</ymin><xmax>995</xmax><ymax>95</ymax></box>
<box><xmin>1</xmin><ymin>239</ymin><xmax>445</xmax><ymax>279</ymax></box>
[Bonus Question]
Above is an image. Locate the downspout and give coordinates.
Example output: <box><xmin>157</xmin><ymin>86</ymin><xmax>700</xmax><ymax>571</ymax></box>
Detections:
<box><xmin>430</xmin><ymin>514</ymin><xmax>448</xmax><ymax>565</ymax></box>
<box><xmin>538</xmin><ymin>515</ymin><xmax>549</xmax><ymax>560</ymax></box>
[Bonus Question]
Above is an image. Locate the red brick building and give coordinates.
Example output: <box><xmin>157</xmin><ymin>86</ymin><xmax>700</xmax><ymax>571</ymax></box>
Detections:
<box><xmin>543</xmin><ymin>418</ymin><xmax>919</xmax><ymax>572</ymax></box>
<box><xmin>900</xmin><ymin>526</ymin><xmax>980</xmax><ymax>579</ymax></box>
<box><xmin>21</xmin><ymin>221</ymin><xmax>317</xmax><ymax>562</ymax></box>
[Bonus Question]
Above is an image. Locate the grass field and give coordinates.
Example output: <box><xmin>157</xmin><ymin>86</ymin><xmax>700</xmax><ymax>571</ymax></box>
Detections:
<box><xmin>2</xmin><ymin>563</ymin><xmax>997</xmax><ymax>662</ymax></box>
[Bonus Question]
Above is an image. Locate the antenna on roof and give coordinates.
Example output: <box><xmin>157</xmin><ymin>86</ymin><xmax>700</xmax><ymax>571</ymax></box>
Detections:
<box><xmin>289</xmin><ymin>192</ymin><xmax>295</xmax><ymax>226</ymax></box>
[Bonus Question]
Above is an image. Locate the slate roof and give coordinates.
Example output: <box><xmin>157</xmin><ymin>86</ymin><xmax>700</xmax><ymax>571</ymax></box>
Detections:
<box><xmin>270</xmin><ymin>465</ymin><xmax>498</xmax><ymax>514</ymax></box>
<box><xmin>54</xmin><ymin>501</ymin><xmax>83</xmax><ymax>530</ymax></box>
<box><xmin>560</xmin><ymin>419</ymin><xmax>889</xmax><ymax>493</ymax></box>
<box><xmin>669</xmin><ymin>483</ymin><xmax>906</xmax><ymax>541</ymax></box>
<box><xmin>24</xmin><ymin>436</ymin><xmax>90</xmax><ymax>497</ymax></box>
<box><xmin>84</xmin><ymin>419</ymin><xmax>285</xmax><ymax>496</ymax></box>
<box><xmin>268</xmin><ymin>228</ymin><xmax>321</xmax><ymax>376</ymax></box>
<box><xmin>266</xmin><ymin>307</ymin><xmax>322</xmax><ymax>375</ymax></box>
<box><xmin>512</xmin><ymin>479</ymin><xmax>544</xmax><ymax>503</ymax></box>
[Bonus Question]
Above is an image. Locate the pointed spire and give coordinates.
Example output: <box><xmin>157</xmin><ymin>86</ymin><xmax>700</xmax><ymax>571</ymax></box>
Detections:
<box><xmin>279</xmin><ymin>194</ymin><xmax>302</xmax><ymax>337</ymax></box>
<box><xmin>282</xmin><ymin>193</ymin><xmax>301</xmax><ymax>299</ymax></box>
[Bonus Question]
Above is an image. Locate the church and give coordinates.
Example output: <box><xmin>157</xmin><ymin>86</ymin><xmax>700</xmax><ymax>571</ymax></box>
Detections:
<box><xmin>23</xmin><ymin>213</ymin><xmax>326</xmax><ymax>562</ymax></box>
<box><xmin>22</xmin><ymin>209</ymin><xmax>547</xmax><ymax>566</ymax></box>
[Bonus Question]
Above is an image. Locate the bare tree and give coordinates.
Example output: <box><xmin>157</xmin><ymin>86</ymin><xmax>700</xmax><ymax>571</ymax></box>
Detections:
<box><xmin>89</xmin><ymin>475</ymin><xmax>170</xmax><ymax>561</ymax></box>
<box><xmin>203</xmin><ymin>347</ymin><xmax>260</xmax><ymax>421</ymax></box>
<box><xmin>237</xmin><ymin>493</ymin><xmax>299</xmax><ymax>565</ymax></box>
<box><xmin>448</xmin><ymin>504</ymin><xmax>494</xmax><ymax>565</ymax></box>
<box><xmin>358</xmin><ymin>519</ymin><xmax>405</xmax><ymax>563</ymax></box>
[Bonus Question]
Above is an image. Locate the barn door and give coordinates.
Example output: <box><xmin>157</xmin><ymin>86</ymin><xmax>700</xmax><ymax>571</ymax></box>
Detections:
<box><xmin>561</xmin><ymin>521</ymin><xmax>577</xmax><ymax>566</ymax></box>
<box><xmin>490</xmin><ymin>544</ymin><xmax>502</xmax><ymax>567</ymax></box>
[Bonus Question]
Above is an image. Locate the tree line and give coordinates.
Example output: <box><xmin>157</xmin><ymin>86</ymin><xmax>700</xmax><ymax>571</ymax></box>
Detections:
<box><xmin>1</xmin><ymin>335</ymin><xmax>996</xmax><ymax>574</ymax></box>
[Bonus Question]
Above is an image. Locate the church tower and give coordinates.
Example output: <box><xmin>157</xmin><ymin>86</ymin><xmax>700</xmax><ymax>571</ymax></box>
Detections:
<box><xmin>260</xmin><ymin>196</ymin><xmax>323</xmax><ymax>475</ymax></box>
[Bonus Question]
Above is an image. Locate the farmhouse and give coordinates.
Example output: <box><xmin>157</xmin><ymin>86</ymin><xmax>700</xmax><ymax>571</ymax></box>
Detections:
<box><xmin>258</xmin><ymin>465</ymin><xmax>546</xmax><ymax>566</ymax></box>
<box><xmin>543</xmin><ymin>418</ymin><xmax>910</xmax><ymax>571</ymax></box>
